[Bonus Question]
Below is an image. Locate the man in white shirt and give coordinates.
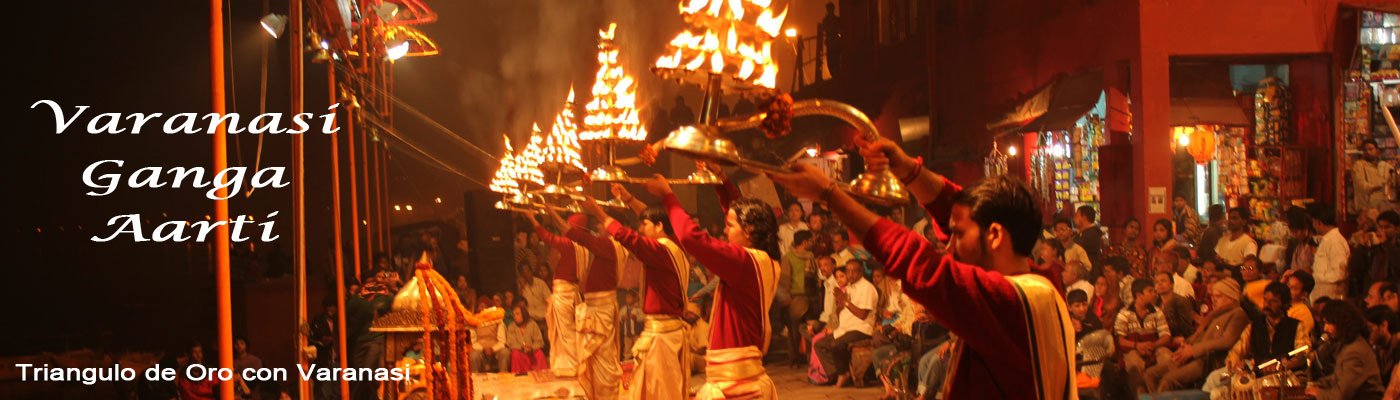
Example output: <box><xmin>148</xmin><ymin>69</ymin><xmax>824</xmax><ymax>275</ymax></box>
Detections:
<box><xmin>1054</xmin><ymin>218</ymin><xmax>1093</xmax><ymax>271</ymax></box>
<box><xmin>1352</xmin><ymin>140</ymin><xmax>1393</xmax><ymax>212</ymax></box>
<box><xmin>1309</xmin><ymin>204</ymin><xmax>1349</xmax><ymax>301</ymax></box>
<box><xmin>1154</xmin><ymin>247</ymin><xmax>1196</xmax><ymax>299</ymax></box>
<box><xmin>1172</xmin><ymin>246</ymin><xmax>1201</xmax><ymax>284</ymax></box>
<box><xmin>813</xmin><ymin>260</ymin><xmax>879</xmax><ymax>387</ymax></box>
<box><xmin>518</xmin><ymin>265</ymin><xmax>552</xmax><ymax>324</ymax></box>
<box><xmin>777</xmin><ymin>202</ymin><xmax>809</xmax><ymax>256</ymax></box>
<box><xmin>1215</xmin><ymin>207</ymin><xmax>1259</xmax><ymax>267</ymax></box>
<box><xmin>470</xmin><ymin>311</ymin><xmax>509</xmax><ymax>372</ymax></box>
<box><xmin>1063</xmin><ymin>261</ymin><xmax>1095</xmax><ymax>300</ymax></box>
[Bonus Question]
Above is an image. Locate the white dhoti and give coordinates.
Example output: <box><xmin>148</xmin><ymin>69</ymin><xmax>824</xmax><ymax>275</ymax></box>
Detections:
<box><xmin>695</xmin><ymin>346</ymin><xmax>776</xmax><ymax>400</ymax></box>
<box><xmin>576</xmin><ymin>291</ymin><xmax>622</xmax><ymax>400</ymax></box>
<box><xmin>627</xmin><ymin>315</ymin><xmax>690</xmax><ymax>400</ymax></box>
<box><xmin>547</xmin><ymin>280</ymin><xmax>581</xmax><ymax>377</ymax></box>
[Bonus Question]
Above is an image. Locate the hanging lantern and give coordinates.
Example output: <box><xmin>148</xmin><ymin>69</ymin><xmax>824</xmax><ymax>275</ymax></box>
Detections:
<box><xmin>984</xmin><ymin>146</ymin><xmax>1008</xmax><ymax>177</ymax></box>
<box><xmin>1185</xmin><ymin>125</ymin><xmax>1218</xmax><ymax>165</ymax></box>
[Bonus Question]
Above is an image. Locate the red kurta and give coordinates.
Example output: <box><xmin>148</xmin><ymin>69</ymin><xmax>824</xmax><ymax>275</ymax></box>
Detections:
<box><xmin>664</xmin><ymin>187</ymin><xmax>769</xmax><ymax>351</ymax></box>
<box><xmin>537</xmin><ymin>226</ymin><xmax>580</xmax><ymax>283</ymax></box>
<box><xmin>863</xmin><ymin>176</ymin><xmax>1074</xmax><ymax>400</ymax></box>
<box><xmin>567</xmin><ymin>227</ymin><xmax>620</xmax><ymax>293</ymax></box>
<box><xmin>607</xmin><ymin>220</ymin><xmax>685</xmax><ymax>317</ymax></box>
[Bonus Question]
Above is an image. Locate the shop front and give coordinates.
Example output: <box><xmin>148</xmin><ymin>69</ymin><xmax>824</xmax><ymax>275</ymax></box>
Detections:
<box><xmin>987</xmin><ymin>70</ymin><xmax>1109</xmax><ymax>221</ymax></box>
<box><xmin>1337</xmin><ymin>7</ymin><xmax>1400</xmax><ymax>220</ymax></box>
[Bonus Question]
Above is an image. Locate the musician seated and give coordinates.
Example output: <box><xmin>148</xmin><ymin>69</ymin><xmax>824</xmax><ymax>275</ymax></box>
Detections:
<box><xmin>1306</xmin><ymin>301</ymin><xmax>1386</xmax><ymax>400</ymax></box>
<box><xmin>1201</xmin><ymin>282</ymin><xmax>1309</xmax><ymax>397</ymax></box>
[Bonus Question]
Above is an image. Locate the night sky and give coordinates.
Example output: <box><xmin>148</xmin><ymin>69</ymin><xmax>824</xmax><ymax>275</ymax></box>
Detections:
<box><xmin>4</xmin><ymin>0</ymin><xmax>827</xmax><ymax>355</ymax></box>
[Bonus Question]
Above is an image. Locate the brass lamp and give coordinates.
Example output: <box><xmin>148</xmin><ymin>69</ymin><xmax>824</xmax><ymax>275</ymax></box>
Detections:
<box><xmin>660</xmin><ymin>99</ymin><xmax>910</xmax><ymax>206</ymax></box>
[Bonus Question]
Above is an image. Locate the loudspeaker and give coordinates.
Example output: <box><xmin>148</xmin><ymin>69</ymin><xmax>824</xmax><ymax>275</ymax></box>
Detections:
<box><xmin>463</xmin><ymin>190</ymin><xmax>518</xmax><ymax>297</ymax></box>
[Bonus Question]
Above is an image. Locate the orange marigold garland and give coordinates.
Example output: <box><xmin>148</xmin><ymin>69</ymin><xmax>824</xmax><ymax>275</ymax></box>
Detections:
<box><xmin>758</xmin><ymin>92</ymin><xmax>793</xmax><ymax>139</ymax></box>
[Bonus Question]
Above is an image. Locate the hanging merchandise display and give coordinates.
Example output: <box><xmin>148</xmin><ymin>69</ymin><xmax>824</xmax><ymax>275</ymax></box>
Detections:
<box><xmin>1216</xmin><ymin>127</ymin><xmax>1250</xmax><ymax>203</ymax></box>
<box><xmin>1254</xmin><ymin>77</ymin><xmax>1292</xmax><ymax>146</ymax></box>
<box><xmin>1029</xmin><ymin>114</ymin><xmax>1105</xmax><ymax>213</ymax></box>
<box><xmin>1341</xmin><ymin>9</ymin><xmax>1400</xmax><ymax>215</ymax></box>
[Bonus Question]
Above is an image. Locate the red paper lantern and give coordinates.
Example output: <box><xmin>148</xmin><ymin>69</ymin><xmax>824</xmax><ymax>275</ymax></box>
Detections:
<box><xmin>1181</xmin><ymin>125</ymin><xmax>1217</xmax><ymax>165</ymax></box>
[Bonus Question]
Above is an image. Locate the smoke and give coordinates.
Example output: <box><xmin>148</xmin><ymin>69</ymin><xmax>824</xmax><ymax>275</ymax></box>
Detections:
<box><xmin>429</xmin><ymin>0</ymin><xmax>681</xmax><ymax>156</ymax></box>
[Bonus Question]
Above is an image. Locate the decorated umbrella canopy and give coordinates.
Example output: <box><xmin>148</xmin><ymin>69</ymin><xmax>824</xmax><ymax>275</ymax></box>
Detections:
<box><xmin>372</xmin><ymin>253</ymin><xmax>503</xmax><ymax>400</ymax></box>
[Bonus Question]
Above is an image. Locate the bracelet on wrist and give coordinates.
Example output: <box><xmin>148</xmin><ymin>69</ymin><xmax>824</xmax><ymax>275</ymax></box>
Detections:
<box><xmin>900</xmin><ymin>160</ymin><xmax>924</xmax><ymax>186</ymax></box>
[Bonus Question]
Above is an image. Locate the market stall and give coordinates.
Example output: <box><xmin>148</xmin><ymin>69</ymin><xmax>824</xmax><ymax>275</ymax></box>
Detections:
<box><xmin>1340</xmin><ymin>9</ymin><xmax>1400</xmax><ymax>217</ymax></box>
<box><xmin>987</xmin><ymin>70</ymin><xmax>1106</xmax><ymax>218</ymax></box>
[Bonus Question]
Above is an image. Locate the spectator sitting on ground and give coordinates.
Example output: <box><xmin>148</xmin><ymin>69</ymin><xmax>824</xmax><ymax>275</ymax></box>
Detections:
<box><xmin>1153</xmin><ymin>247</ymin><xmax>1197</xmax><ymax>300</ymax></box>
<box><xmin>1241</xmin><ymin>255</ymin><xmax>1270</xmax><ymax>309</ymax></box>
<box><xmin>1154</xmin><ymin>270</ymin><xmax>1198</xmax><ymax>340</ymax></box>
<box><xmin>813</xmin><ymin>260</ymin><xmax>878</xmax><ymax>388</ymax></box>
<box><xmin>1115</xmin><ymin>278</ymin><xmax>1172</xmax><ymax>394</ymax></box>
<box><xmin>506</xmin><ymin>302</ymin><xmax>547</xmax><ymax>373</ymax></box>
<box><xmin>1063</xmin><ymin>261</ymin><xmax>1094</xmax><ymax>300</ymax></box>
<box><xmin>1306</xmin><ymin>301</ymin><xmax>1385</xmax><ymax>400</ymax></box>
<box><xmin>1067</xmin><ymin>289</ymin><xmax>1103</xmax><ymax>340</ymax></box>
<box><xmin>1054</xmin><ymin>217</ymin><xmax>1094</xmax><ymax>271</ymax></box>
<box><xmin>1365</xmin><ymin>305</ymin><xmax>1399</xmax><ymax>385</ymax></box>
<box><xmin>469</xmin><ymin>302</ymin><xmax>508</xmax><ymax>372</ymax></box>
<box><xmin>1143</xmin><ymin>279</ymin><xmax>1248</xmax><ymax>392</ymax></box>
<box><xmin>1366</xmin><ymin>281</ymin><xmax>1400</xmax><ymax>313</ymax></box>
<box><xmin>1280</xmin><ymin>269</ymin><xmax>1316</xmax><ymax>335</ymax></box>
<box><xmin>1215</xmin><ymin>207</ymin><xmax>1259</xmax><ymax>268</ymax></box>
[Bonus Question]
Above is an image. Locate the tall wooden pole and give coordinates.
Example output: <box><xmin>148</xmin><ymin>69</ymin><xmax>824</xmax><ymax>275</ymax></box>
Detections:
<box><xmin>208</xmin><ymin>0</ymin><xmax>234</xmax><ymax>398</ymax></box>
<box><xmin>328</xmin><ymin>62</ymin><xmax>352</xmax><ymax>400</ymax></box>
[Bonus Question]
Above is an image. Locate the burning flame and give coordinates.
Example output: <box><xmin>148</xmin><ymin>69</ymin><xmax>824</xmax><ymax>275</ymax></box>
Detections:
<box><xmin>582</xmin><ymin>23</ymin><xmax>648</xmax><ymax>142</ymax></box>
<box><xmin>516</xmin><ymin>125</ymin><xmax>547</xmax><ymax>185</ymax></box>
<box><xmin>539</xmin><ymin>88</ymin><xmax>587</xmax><ymax>172</ymax></box>
<box><xmin>489</xmin><ymin>134</ymin><xmax>522</xmax><ymax>195</ymax></box>
<box><xmin>655</xmin><ymin>0</ymin><xmax>787</xmax><ymax>90</ymax></box>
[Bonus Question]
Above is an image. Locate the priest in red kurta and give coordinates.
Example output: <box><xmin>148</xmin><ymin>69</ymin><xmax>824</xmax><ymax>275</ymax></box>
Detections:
<box><xmin>639</xmin><ymin>173</ymin><xmax>781</xmax><ymax>400</ymax></box>
<box><xmin>577</xmin><ymin>184</ymin><xmax>691</xmax><ymax>400</ymax></box>
<box><xmin>768</xmin><ymin>138</ymin><xmax>1077</xmax><ymax>400</ymax></box>
<box><xmin>539</xmin><ymin>206</ymin><xmax>627</xmax><ymax>400</ymax></box>
<box><xmin>526</xmin><ymin>212</ymin><xmax>585</xmax><ymax>377</ymax></box>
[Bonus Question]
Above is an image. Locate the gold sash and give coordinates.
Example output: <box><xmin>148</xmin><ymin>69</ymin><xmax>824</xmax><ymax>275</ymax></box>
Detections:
<box><xmin>940</xmin><ymin>273</ymin><xmax>1076</xmax><ymax>400</ymax></box>
<box><xmin>627</xmin><ymin>315</ymin><xmax>691</xmax><ymax>400</ymax></box>
<box><xmin>705</xmin><ymin>248</ymin><xmax>780</xmax><ymax>354</ymax></box>
<box><xmin>694</xmin><ymin>346</ymin><xmax>776</xmax><ymax>400</ymax></box>
<box><xmin>547</xmin><ymin>280</ymin><xmax>580</xmax><ymax>377</ymax></box>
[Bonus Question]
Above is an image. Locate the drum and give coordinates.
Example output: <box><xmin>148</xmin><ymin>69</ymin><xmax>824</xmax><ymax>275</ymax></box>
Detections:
<box><xmin>1225</xmin><ymin>367</ymin><xmax>1258</xmax><ymax>400</ymax></box>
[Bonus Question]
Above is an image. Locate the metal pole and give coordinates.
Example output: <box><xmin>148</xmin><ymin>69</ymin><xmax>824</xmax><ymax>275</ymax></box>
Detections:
<box><xmin>348</xmin><ymin>106</ymin><xmax>363</xmax><ymax>283</ymax></box>
<box><xmin>359</xmin><ymin>113</ymin><xmax>374</xmax><ymax>270</ymax></box>
<box><xmin>380</xmin><ymin>142</ymin><xmax>392</xmax><ymax>264</ymax></box>
<box><xmin>328</xmin><ymin>62</ymin><xmax>352</xmax><ymax>400</ymax></box>
<box><xmin>208</xmin><ymin>0</ymin><xmax>234</xmax><ymax>397</ymax></box>
<box><xmin>700</xmin><ymin>73</ymin><xmax>723</xmax><ymax>124</ymax></box>
<box><xmin>370</xmin><ymin>130</ymin><xmax>383</xmax><ymax>256</ymax></box>
<box><xmin>288</xmin><ymin>1</ymin><xmax>313</xmax><ymax>399</ymax></box>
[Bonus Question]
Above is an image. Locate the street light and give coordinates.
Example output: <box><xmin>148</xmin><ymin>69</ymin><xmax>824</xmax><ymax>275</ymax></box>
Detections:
<box><xmin>394</xmin><ymin>205</ymin><xmax>402</xmax><ymax>211</ymax></box>
<box><xmin>434</xmin><ymin>197</ymin><xmax>442</xmax><ymax>204</ymax></box>
<box><xmin>1007</xmin><ymin>145</ymin><xmax>1018</xmax><ymax>156</ymax></box>
<box><xmin>405</xmin><ymin>205</ymin><xmax>414</xmax><ymax>211</ymax></box>
<box><xmin>260</xmin><ymin>14</ymin><xmax>287</xmax><ymax>38</ymax></box>
<box><xmin>784</xmin><ymin>28</ymin><xmax>797</xmax><ymax>38</ymax></box>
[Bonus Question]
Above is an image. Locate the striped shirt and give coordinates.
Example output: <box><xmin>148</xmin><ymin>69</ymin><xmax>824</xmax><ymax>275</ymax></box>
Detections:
<box><xmin>1114</xmin><ymin>306</ymin><xmax>1169</xmax><ymax>342</ymax></box>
